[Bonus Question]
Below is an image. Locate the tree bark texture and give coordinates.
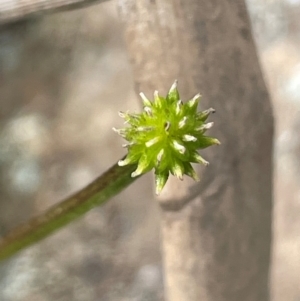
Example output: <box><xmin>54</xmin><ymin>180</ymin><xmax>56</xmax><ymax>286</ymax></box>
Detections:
<box><xmin>118</xmin><ymin>1</ymin><xmax>274</xmax><ymax>301</ymax></box>
<box><xmin>0</xmin><ymin>0</ymin><xmax>108</xmax><ymax>25</ymax></box>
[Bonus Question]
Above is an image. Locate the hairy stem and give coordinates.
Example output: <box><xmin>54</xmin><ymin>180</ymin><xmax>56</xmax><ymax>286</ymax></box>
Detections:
<box><xmin>0</xmin><ymin>160</ymin><xmax>137</xmax><ymax>261</ymax></box>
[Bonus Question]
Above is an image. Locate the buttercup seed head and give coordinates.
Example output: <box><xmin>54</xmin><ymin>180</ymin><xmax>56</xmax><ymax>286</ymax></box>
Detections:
<box><xmin>114</xmin><ymin>80</ymin><xmax>220</xmax><ymax>194</ymax></box>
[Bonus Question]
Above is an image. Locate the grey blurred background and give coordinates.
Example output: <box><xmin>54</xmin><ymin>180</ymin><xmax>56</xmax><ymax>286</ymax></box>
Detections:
<box><xmin>0</xmin><ymin>1</ymin><xmax>299</xmax><ymax>300</ymax></box>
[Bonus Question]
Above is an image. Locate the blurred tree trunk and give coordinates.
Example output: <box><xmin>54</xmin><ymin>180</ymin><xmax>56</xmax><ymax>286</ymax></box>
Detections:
<box><xmin>118</xmin><ymin>1</ymin><xmax>274</xmax><ymax>301</ymax></box>
<box><xmin>0</xmin><ymin>0</ymin><xmax>108</xmax><ymax>25</ymax></box>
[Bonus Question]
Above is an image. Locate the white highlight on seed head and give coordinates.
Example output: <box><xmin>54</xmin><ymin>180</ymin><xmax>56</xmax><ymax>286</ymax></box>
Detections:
<box><xmin>164</xmin><ymin>121</ymin><xmax>171</xmax><ymax>131</ymax></box>
<box><xmin>193</xmin><ymin>153</ymin><xmax>209</xmax><ymax>166</ymax></box>
<box><xmin>131</xmin><ymin>170</ymin><xmax>141</xmax><ymax>177</ymax></box>
<box><xmin>139</xmin><ymin>92</ymin><xmax>148</xmax><ymax>102</ymax></box>
<box><xmin>206</xmin><ymin>108</ymin><xmax>216</xmax><ymax>114</ymax></box>
<box><xmin>140</xmin><ymin>92</ymin><xmax>152</xmax><ymax>107</ymax></box>
<box><xmin>178</xmin><ymin>116</ymin><xmax>187</xmax><ymax>129</ymax></box>
<box><xmin>189</xmin><ymin>93</ymin><xmax>201</xmax><ymax>106</ymax></box>
<box><xmin>173</xmin><ymin>140</ymin><xmax>186</xmax><ymax>154</ymax></box>
<box><xmin>144</xmin><ymin>106</ymin><xmax>152</xmax><ymax>116</ymax></box>
<box><xmin>145</xmin><ymin>137</ymin><xmax>160</xmax><ymax>147</ymax></box>
<box><xmin>122</xmin><ymin>142</ymin><xmax>135</xmax><ymax>148</ymax></box>
<box><xmin>112</xmin><ymin>128</ymin><xmax>126</xmax><ymax>138</ymax></box>
<box><xmin>203</xmin><ymin>122</ymin><xmax>214</xmax><ymax>129</ymax></box>
<box><xmin>172</xmin><ymin>164</ymin><xmax>183</xmax><ymax>180</ymax></box>
<box><xmin>156</xmin><ymin>149</ymin><xmax>164</xmax><ymax>162</ymax></box>
<box><xmin>118</xmin><ymin>159</ymin><xmax>129</xmax><ymax>166</ymax></box>
<box><xmin>193</xmin><ymin>93</ymin><xmax>201</xmax><ymax>100</ymax></box>
<box><xmin>154</xmin><ymin>90</ymin><xmax>160</xmax><ymax>102</ymax></box>
<box><xmin>196</xmin><ymin>122</ymin><xmax>214</xmax><ymax>131</ymax></box>
<box><xmin>182</xmin><ymin>134</ymin><xmax>197</xmax><ymax>142</ymax></box>
<box><xmin>113</xmin><ymin>127</ymin><xmax>126</xmax><ymax>136</ymax></box>
<box><xmin>175</xmin><ymin>100</ymin><xmax>183</xmax><ymax>115</ymax></box>
<box><xmin>170</xmin><ymin>79</ymin><xmax>178</xmax><ymax>91</ymax></box>
<box><xmin>137</xmin><ymin>126</ymin><xmax>154</xmax><ymax>132</ymax></box>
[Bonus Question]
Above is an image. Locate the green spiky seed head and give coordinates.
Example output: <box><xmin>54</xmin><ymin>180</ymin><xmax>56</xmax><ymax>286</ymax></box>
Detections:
<box><xmin>113</xmin><ymin>80</ymin><xmax>220</xmax><ymax>194</ymax></box>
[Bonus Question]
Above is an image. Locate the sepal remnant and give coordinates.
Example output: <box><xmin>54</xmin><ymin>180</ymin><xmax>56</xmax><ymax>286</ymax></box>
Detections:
<box><xmin>114</xmin><ymin>81</ymin><xmax>220</xmax><ymax>194</ymax></box>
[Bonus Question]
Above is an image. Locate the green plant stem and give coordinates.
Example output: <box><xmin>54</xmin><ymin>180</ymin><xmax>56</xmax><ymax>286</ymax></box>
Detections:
<box><xmin>0</xmin><ymin>160</ymin><xmax>137</xmax><ymax>261</ymax></box>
